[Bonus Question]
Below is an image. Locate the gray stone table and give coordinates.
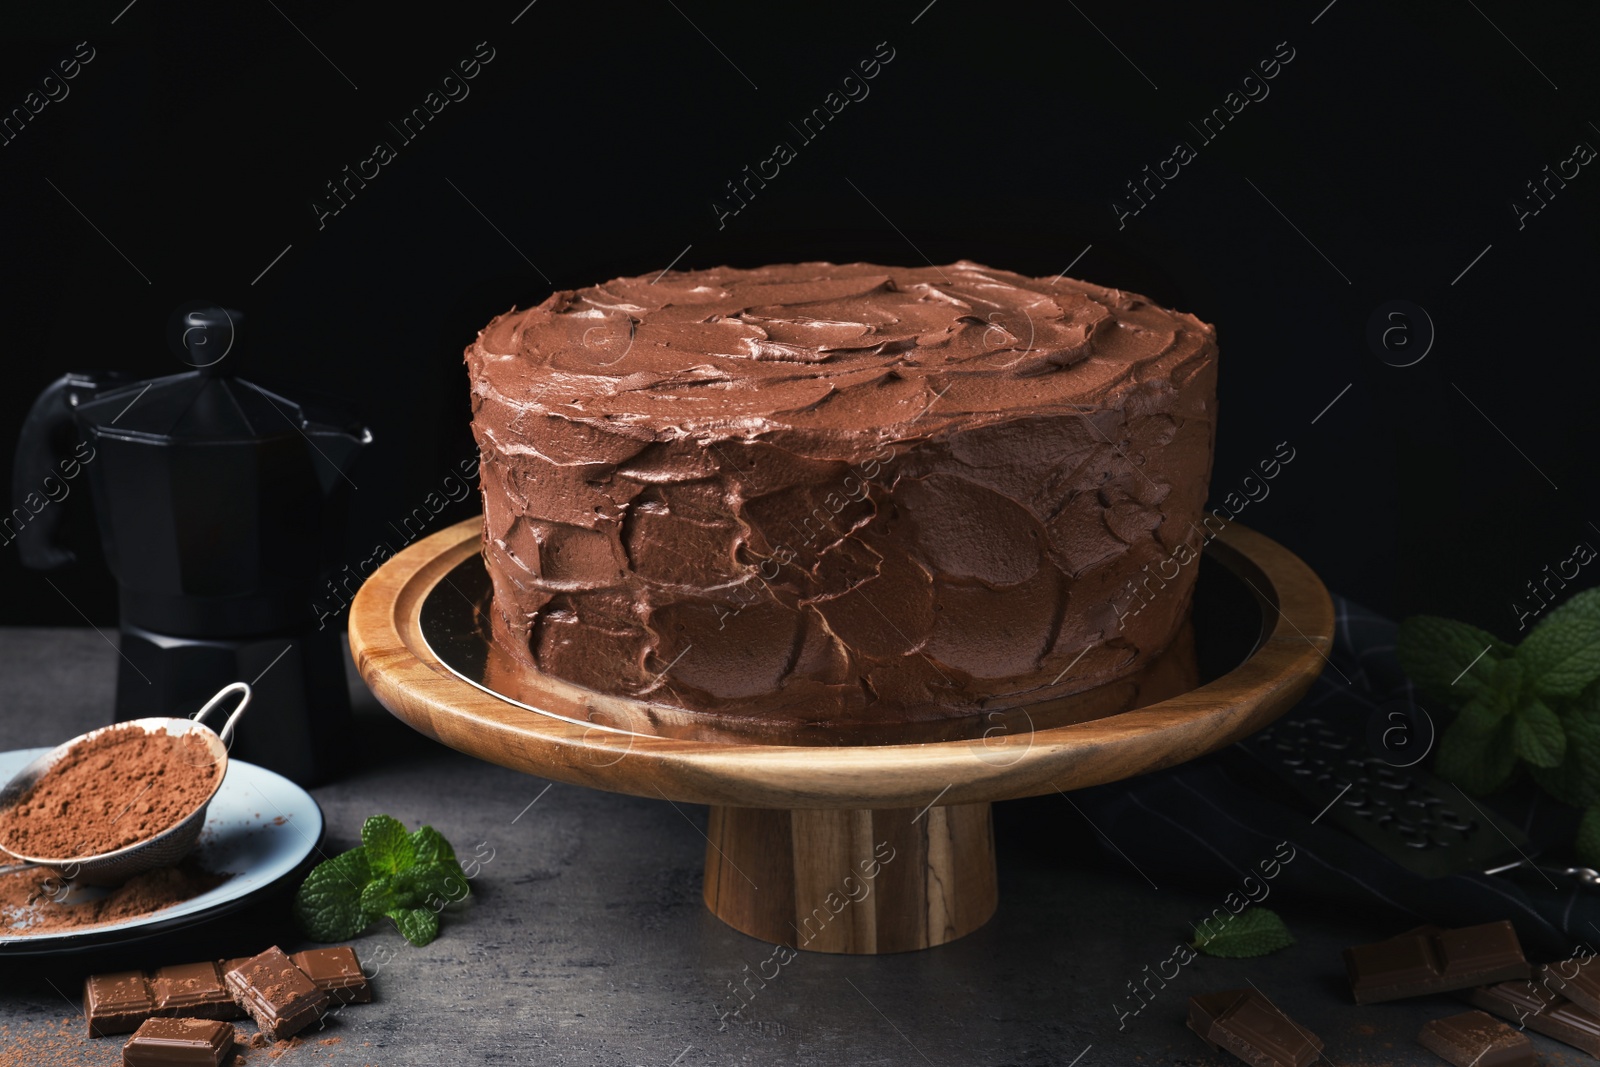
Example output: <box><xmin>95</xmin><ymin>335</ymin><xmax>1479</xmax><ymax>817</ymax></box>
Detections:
<box><xmin>0</xmin><ymin>627</ymin><xmax>1515</xmax><ymax>1065</ymax></box>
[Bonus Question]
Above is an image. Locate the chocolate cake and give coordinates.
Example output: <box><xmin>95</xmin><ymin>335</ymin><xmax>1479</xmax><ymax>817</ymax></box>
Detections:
<box><xmin>464</xmin><ymin>260</ymin><xmax>1217</xmax><ymax>724</ymax></box>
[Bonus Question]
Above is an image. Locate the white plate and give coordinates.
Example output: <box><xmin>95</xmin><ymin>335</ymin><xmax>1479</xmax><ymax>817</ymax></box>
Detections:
<box><xmin>0</xmin><ymin>748</ymin><xmax>323</xmax><ymax>953</ymax></box>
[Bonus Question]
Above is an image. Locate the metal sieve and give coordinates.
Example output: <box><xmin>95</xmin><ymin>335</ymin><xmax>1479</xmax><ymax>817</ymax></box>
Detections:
<box><xmin>0</xmin><ymin>682</ymin><xmax>251</xmax><ymax>886</ymax></box>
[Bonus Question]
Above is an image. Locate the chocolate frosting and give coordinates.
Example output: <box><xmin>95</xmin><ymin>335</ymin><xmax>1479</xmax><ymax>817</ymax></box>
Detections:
<box><xmin>465</xmin><ymin>260</ymin><xmax>1217</xmax><ymax>722</ymax></box>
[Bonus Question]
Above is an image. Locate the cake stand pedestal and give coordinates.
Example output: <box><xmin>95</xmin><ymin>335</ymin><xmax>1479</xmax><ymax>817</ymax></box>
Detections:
<box><xmin>349</xmin><ymin>518</ymin><xmax>1331</xmax><ymax>954</ymax></box>
<box><xmin>703</xmin><ymin>802</ymin><xmax>998</xmax><ymax>953</ymax></box>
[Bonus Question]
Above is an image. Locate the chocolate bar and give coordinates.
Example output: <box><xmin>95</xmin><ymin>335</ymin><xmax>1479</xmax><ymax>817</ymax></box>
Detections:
<box><xmin>1344</xmin><ymin>922</ymin><xmax>1530</xmax><ymax>1003</ymax></box>
<box><xmin>291</xmin><ymin>947</ymin><xmax>372</xmax><ymax>1004</ymax></box>
<box><xmin>1185</xmin><ymin>989</ymin><xmax>1322</xmax><ymax>1067</ymax></box>
<box><xmin>1541</xmin><ymin>955</ymin><xmax>1600</xmax><ymax>1017</ymax></box>
<box><xmin>150</xmin><ymin>962</ymin><xmax>245</xmax><ymax>1021</ymax></box>
<box><xmin>85</xmin><ymin>971</ymin><xmax>155</xmax><ymax>1037</ymax></box>
<box><xmin>86</xmin><ymin>945</ymin><xmax>368</xmax><ymax>1039</ymax></box>
<box><xmin>121</xmin><ymin>1017</ymin><xmax>234</xmax><ymax>1067</ymax></box>
<box><xmin>223</xmin><ymin>946</ymin><xmax>329</xmax><ymax>1040</ymax></box>
<box><xmin>1417</xmin><ymin>1010</ymin><xmax>1533</xmax><ymax>1066</ymax></box>
<box><xmin>1466</xmin><ymin>979</ymin><xmax>1600</xmax><ymax>1057</ymax></box>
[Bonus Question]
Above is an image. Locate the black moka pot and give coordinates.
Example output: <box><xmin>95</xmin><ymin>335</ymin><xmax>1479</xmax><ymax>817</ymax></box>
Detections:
<box><xmin>11</xmin><ymin>308</ymin><xmax>369</xmax><ymax>784</ymax></box>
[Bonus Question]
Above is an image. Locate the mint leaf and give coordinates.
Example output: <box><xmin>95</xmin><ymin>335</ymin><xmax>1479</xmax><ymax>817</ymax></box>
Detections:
<box><xmin>1451</xmin><ymin>663</ymin><xmax>1522</xmax><ymax>737</ymax></box>
<box><xmin>411</xmin><ymin>825</ymin><xmax>462</xmax><ymax>875</ymax></box>
<box><xmin>1457</xmin><ymin>695</ymin><xmax>1508</xmax><ymax>733</ymax></box>
<box><xmin>1398</xmin><ymin>616</ymin><xmax>1509</xmax><ymax>703</ymax></box>
<box><xmin>387</xmin><ymin>906</ymin><xmax>440</xmax><ymax>946</ymax></box>
<box><xmin>1577</xmin><ymin>804</ymin><xmax>1600</xmax><ymax>869</ymax></box>
<box><xmin>362</xmin><ymin>814</ymin><xmax>415</xmax><ymax>876</ymax></box>
<box><xmin>1434</xmin><ymin>717</ymin><xmax>1518</xmax><ymax>795</ymax></box>
<box><xmin>360</xmin><ymin>863</ymin><xmax>467</xmax><ymax>915</ymax></box>
<box><xmin>1490</xmin><ymin>659</ymin><xmax>1526</xmax><ymax>707</ymax></box>
<box><xmin>360</xmin><ymin>874</ymin><xmax>406</xmax><ymax>916</ymax></box>
<box><xmin>293</xmin><ymin>846</ymin><xmax>376</xmax><ymax>942</ymax></box>
<box><xmin>409</xmin><ymin>862</ymin><xmax>470</xmax><ymax>907</ymax></box>
<box><xmin>1513</xmin><ymin>698</ymin><xmax>1567</xmax><ymax>767</ymax></box>
<box><xmin>1520</xmin><ymin>589</ymin><xmax>1600</xmax><ymax>698</ymax></box>
<box><xmin>1532</xmin><ymin>683</ymin><xmax>1600</xmax><ymax>807</ymax></box>
<box><xmin>1191</xmin><ymin>907</ymin><xmax>1295</xmax><ymax>958</ymax></box>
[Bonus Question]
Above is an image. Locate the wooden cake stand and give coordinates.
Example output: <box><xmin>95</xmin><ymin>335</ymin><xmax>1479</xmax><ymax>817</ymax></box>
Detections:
<box><xmin>349</xmin><ymin>518</ymin><xmax>1331</xmax><ymax>954</ymax></box>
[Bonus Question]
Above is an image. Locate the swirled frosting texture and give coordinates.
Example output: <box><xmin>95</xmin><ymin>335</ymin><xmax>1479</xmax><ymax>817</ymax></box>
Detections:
<box><xmin>465</xmin><ymin>260</ymin><xmax>1217</xmax><ymax>722</ymax></box>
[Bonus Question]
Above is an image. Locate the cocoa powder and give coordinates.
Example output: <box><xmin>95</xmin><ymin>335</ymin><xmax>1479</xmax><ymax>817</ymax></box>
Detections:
<box><xmin>0</xmin><ymin>1017</ymin><xmax>85</xmax><ymax>1067</ymax></box>
<box><xmin>0</xmin><ymin>724</ymin><xmax>218</xmax><ymax>859</ymax></box>
<box><xmin>0</xmin><ymin>859</ymin><xmax>229</xmax><ymax>933</ymax></box>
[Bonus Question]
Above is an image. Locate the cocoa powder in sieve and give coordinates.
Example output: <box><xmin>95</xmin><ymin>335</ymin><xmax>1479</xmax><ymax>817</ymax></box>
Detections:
<box><xmin>0</xmin><ymin>724</ymin><xmax>219</xmax><ymax>859</ymax></box>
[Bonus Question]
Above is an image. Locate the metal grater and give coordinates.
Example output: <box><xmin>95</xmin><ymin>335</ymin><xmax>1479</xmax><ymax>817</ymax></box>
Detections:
<box><xmin>1236</xmin><ymin>713</ymin><xmax>1532</xmax><ymax>879</ymax></box>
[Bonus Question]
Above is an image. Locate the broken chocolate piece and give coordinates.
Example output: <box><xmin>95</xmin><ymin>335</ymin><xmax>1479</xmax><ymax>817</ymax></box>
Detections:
<box><xmin>85</xmin><ymin>946</ymin><xmax>369</xmax><ymax>1042</ymax></box>
<box><xmin>1417</xmin><ymin>1010</ymin><xmax>1533</xmax><ymax>1067</ymax></box>
<box><xmin>1185</xmin><ymin>989</ymin><xmax>1321</xmax><ymax>1067</ymax></box>
<box><xmin>291</xmin><ymin>946</ymin><xmax>371</xmax><ymax>1004</ymax></box>
<box><xmin>121</xmin><ymin>1016</ymin><xmax>234</xmax><ymax>1067</ymax></box>
<box><xmin>1466</xmin><ymin>979</ymin><xmax>1600</xmax><ymax>1058</ymax></box>
<box><xmin>1540</xmin><ymin>955</ymin><xmax>1600</xmax><ymax>1017</ymax></box>
<box><xmin>223</xmin><ymin>946</ymin><xmax>328</xmax><ymax>1041</ymax></box>
<box><xmin>1344</xmin><ymin>922</ymin><xmax>1530</xmax><ymax>1003</ymax></box>
<box><xmin>150</xmin><ymin>962</ymin><xmax>244</xmax><ymax>1021</ymax></box>
<box><xmin>85</xmin><ymin>971</ymin><xmax>155</xmax><ymax>1037</ymax></box>
<box><xmin>1213</xmin><ymin>991</ymin><xmax>1323</xmax><ymax>1067</ymax></box>
<box><xmin>1186</xmin><ymin>990</ymin><xmax>1247</xmax><ymax>1050</ymax></box>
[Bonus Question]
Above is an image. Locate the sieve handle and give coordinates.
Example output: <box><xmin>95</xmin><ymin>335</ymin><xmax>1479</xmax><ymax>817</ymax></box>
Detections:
<box><xmin>192</xmin><ymin>682</ymin><xmax>251</xmax><ymax>747</ymax></box>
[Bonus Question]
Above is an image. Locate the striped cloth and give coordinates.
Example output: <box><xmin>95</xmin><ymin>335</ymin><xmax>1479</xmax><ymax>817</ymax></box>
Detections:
<box><xmin>1071</xmin><ymin>595</ymin><xmax>1594</xmax><ymax>959</ymax></box>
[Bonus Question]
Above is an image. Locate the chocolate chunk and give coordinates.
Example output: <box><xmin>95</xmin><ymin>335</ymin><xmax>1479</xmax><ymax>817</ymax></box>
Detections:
<box><xmin>85</xmin><ymin>971</ymin><xmax>155</xmax><ymax>1037</ymax></box>
<box><xmin>1417</xmin><ymin>1010</ymin><xmax>1534</xmax><ymax>1066</ymax></box>
<box><xmin>1213</xmin><ymin>992</ymin><xmax>1324</xmax><ymax>1067</ymax></box>
<box><xmin>1540</xmin><ymin>955</ymin><xmax>1600</xmax><ymax>1017</ymax></box>
<box><xmin>1344</xmin><ymin>922</ymin><xmax>1530</xmax><ymax>1003</ymax></box>
<box><xmin>150</xmin><ymin>962</ymin><xmax>244</xmax><ymax>1021</ymax></box>
<box><xmin>223</xmin><ymin>946</ymin><xmax>329</xmax><ymax>1041</ymax></box>
<box><xmin>291</xmin><ymin>946</ymin><xmax>371</xmax><ymax>1004</ymax></box>
<box><xmin>1466</xmin><ymin>979</ymin><xmax>1600</xmax><ymax>1057</ymax></box>
<box><xmin>1185</xmin><ymin>989</ymin><xmax>1322</xmax><ymax>1067</ymax></box>
<box><xmin>1186</xmin><ymin>989</ymin><xmax>1247</xmax><ymax>1050</ymax></box>
<box><xmin>121</xmin><ymin>1017</ymin><xmax>234</xmax><ymax>1067</ymax></box>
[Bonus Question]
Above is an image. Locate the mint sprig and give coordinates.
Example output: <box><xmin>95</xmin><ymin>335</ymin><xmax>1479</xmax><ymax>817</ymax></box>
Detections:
<box><xmin>293</xmin><ymin>815</ymin><xmax>470</xmax><ymax>946</ymax></box>
<box><xmin>1191</xmin><ymin>907</ymin><xmax>1295</xmax><ymax>958</ymax></box>
<box><xmin>1398</xmin><ymin>587</ymin><xmax>1600</xmax><ymax>863</ymax></box>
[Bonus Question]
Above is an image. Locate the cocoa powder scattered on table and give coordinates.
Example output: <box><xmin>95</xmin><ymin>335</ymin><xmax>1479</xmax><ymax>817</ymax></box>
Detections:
<box><xmin>0</xmin><ymin>859</ymin><xmax>230</xmax><ymax>933</ymax></box>
<box><xmin>0</xmin><ymin>1017</ymin><xmax>85</xmax><ymax>1067</ymax></box>
<box><xmin>0</xmin><ymin>724</ymin><xmax>218</xmax><ymax>859</ymax></box>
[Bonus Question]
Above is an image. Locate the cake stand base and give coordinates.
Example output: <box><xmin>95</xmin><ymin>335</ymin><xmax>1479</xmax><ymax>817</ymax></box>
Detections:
<box><xmin>705</xmin><ymin>802</ymin><xmax>997</xmax><ymax>954</ymax></box>
<box><xmin>349</xmin><ymin>517</ymin><xmax>1333</xmax><ymax>955</ymax></box>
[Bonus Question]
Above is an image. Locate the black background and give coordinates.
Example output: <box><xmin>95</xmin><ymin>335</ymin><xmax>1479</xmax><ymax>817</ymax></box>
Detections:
<box><xmin>2</xmin><ymin>0</ymin><xmax>1595</xmax><ymax>637</ymax></box>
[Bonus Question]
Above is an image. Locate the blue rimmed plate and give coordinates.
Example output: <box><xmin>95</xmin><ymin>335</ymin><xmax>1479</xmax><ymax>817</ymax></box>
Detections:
<box><xmin>0</xmin><ymin>749</ymin><xmax>323</xmax><ymax>956</ymax></box>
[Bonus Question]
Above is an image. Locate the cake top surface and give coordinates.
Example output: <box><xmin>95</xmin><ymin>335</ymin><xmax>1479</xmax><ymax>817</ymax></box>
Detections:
<box><xmin>469</xmin><ymin>260</ymin><xmax>1215</xmax><ymax>444</ymax></box>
